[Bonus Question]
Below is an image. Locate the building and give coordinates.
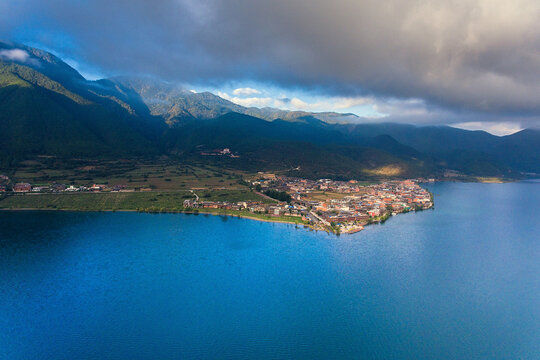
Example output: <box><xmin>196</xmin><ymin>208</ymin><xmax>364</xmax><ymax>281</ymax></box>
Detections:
<box><xmin>32</xmin><ymin>186</ymin><xmax>49</xmax><ymax>192</ymax></box>
<box><xmin>90</xmin><ymin>184</ymin><xmax>106</xmax><ymax>191</ymax></box>
<box><xmin>51</xmin><ymin>183</ymin><xmax>66</xmax><ymax>192</ymax></box>
<box><xmin>13</xmin><ymin>183</ymin><xmax>32</xmax><ymax>192</ymax></box>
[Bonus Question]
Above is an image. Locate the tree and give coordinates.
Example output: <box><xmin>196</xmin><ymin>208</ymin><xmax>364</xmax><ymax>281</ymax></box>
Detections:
<box><xmin>263</xmin><ymin>189</ymin><xmax>291</xmax><ymax>203</ymax></box>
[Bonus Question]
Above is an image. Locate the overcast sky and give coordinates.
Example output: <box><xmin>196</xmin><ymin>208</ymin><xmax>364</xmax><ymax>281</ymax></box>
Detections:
<box><xmin>2</xmin><ymin>0</ymin><xmax>540</xmax><ymax>134</ymax></box>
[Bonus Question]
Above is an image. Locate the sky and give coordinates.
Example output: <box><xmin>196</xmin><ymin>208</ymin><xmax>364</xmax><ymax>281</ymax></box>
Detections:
<box><xmin>2</xmin><ymin>0</ymin><xmax>540</xmax><ymax>135</ymax></box>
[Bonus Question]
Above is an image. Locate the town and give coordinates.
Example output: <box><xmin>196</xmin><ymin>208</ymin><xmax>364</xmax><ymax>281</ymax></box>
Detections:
<box><xmin>185</xmin><ymin>174</ymin><xmax>434</xmax><ymax>234</ymax></box>
<box><xmin>0</xmin><ymin>173</ymin><xmax>434</xmax><ymax>234</ymax></box>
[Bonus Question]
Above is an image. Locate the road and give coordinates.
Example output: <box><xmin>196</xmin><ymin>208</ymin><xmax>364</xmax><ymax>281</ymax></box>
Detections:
<box><xmin>189</xmin><ymin>189</ymin><xmax>199</xmax><ymax>201</ymax></box>
<box><xmin>309</xmin><ymin>210</ymin><xmax>330</xmax><ymax>226</ymax></box>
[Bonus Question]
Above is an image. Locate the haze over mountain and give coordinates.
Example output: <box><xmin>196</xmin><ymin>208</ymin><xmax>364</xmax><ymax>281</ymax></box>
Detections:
<box><xmin>1</xmin><ymin>41</ymin><xmax>539</xmax><ymax>179</ymax></box>
<box><xmin>5</xmin><ymin>0</ymin><xmax>540</xmax><ymax>133</ymax></box>
<box><xmin>100</xmin><ymin>77</ymin><xmax>361</xmax><ymax>126</ymax></box>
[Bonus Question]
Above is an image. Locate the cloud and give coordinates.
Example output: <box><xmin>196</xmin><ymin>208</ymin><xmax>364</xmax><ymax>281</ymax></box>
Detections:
<box><xmin>217</xmin><ymin>91</ymin><xmax>274</xmax><ymax>108</ymax></box>
<box><xmin>452</xmin><ymin>122</ymin><xmax>523</xmax><ymax>136</ymax></box>
<box><xmin>3</xmin><ymin>0</ymin><xmax>540</xmax><ymax>128</ymax></box>
<box><xmin>232</xmin><ymin>87</ymin><xmax>261</xmax><ymax>96</ymax></box>
<box><xmin>0</xmin><ymin>48</ymin><xmax>30</xmax><ymax>62</ymax></box>
<box><xmin>283</xmin><ymin>96</ymin><xmax>373</xmax><ymax>112</ymax></box>
<box><xmin>218</xmin><ymin>89</ymin><xmax>377</xmax><ymax>115</ymax></box>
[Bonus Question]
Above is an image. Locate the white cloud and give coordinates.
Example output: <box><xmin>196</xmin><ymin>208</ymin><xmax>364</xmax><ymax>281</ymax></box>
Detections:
<box><xmin>218</xmin><ymin>89</ymin><xmax>376</xmax><ymax>115</ymax></box>
<box><xmin>0</xmin><ymin>49</ymin><xmax>31</xmax><ymax>62</ymax></box>
<box><xmin>232</xmin><ymin>87</ymin><xmax>261</xmax><ymax>96</ymax></box>
<box><xmin>289</xmin><ymin>97</ymin><xmax>308</xmax><ymax>109</ymax></box>
<box><xmin>218</xmin><ymin>91</ymin><xmax>274</xmax><ymax>107</ymax></box>
<box><xmin>373</xmin><ymin>98</ymin><xmax>428</xmax><ymax>118</ymax></box>
<box><xmin>286</xmin><ymin>96</ymin><xmax>372</xmax><ymax>112</ymax></box>
<box><xmin>452</xmin><ymin>121</ymin><xmax>523</xmax><ymax>136</ymax></box>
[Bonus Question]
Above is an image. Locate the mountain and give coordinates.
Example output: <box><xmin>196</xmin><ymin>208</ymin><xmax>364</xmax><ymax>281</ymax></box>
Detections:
<box><xmin>0</xmin><ymin>42</ymin><xmax>430</xmax><ymax>179</ymax></box>
<box><xmin>162</xmin><ymin>112</ymin><xmax>438</xmax><ymax>179</ymax></box>
<box><xmin>498</xmin><ymin>129</ymin><xmax>540</xmax><ymax>173</ymax></box>
<box><xmin>0</xmin><ymin>41</ymin><xmax>163</xmax><ymax>166</ymax></box>
<box><xmin>341</xmin><ymin>123</ymin><xmax>540</xmax><ymax>174</ymax></box>
<box><xmin>108</xmin><ymin>76</ymin><xmax>539</xmax><ymax>175</ymax></box>
<box><xmin>1</xmin><ymin>41</ymin><xmax>538</xmax><ymax>179</ymax></box>
<box><xmin>108</xmin><ymin>76</ymin><xmax>360</xmax><ymax>126</ymax></box>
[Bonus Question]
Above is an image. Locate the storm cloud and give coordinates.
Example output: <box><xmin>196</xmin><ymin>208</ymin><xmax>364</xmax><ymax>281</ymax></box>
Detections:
<box><xmin>2</xmin><ymin>0</ymin><xmax>540</xmax><ymax>128</ymax></box>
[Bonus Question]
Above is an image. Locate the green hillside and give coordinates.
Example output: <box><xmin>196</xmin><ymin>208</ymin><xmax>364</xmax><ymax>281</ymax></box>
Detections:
<box><xmin>0</xmin><ymin>62</ymin><xmax>158</xmax><ymax>166</ymax></box>
<box><xmin>1</xmin><ymin>40</ymin><xmax>539</xmax><ymax>180</ymax></box>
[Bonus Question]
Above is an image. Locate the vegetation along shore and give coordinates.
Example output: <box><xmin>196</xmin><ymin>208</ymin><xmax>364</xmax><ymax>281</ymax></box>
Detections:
<box><xmin>0</xmin><ymin>172</ymin><xmax>434</xmax><ymax>234</ymax></box>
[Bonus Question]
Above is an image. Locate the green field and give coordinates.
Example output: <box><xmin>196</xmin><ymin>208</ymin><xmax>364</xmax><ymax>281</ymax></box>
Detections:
<box><xmin>3</xmin><ymin>157</ymin><xmax>255</xmax><ymax>191</ymax></box>
<box><xmin>0</xmin><ymin>191</ymin><xmax>307</xmax><ymax>225</ymax></box>
<box><xmin>0</xmin><ymin>190</ymin><xmax>272</xmax><ymax>212</ymax></box>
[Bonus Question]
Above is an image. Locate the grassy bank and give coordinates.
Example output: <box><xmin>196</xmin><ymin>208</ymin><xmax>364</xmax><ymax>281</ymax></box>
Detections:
<box><xmin>0</xmin><ymin>191</ymin><xmax>306</xmax><ymax>226</ymax></box>
<box><xmin>0</xmin><ymin>190</ymin><xmax>271</xmax><ymax>212</ymax></box>
<box><xmin>187</xmin><ymin>209</ymin><xmax>307</xmax><ymax>225</ymax></box>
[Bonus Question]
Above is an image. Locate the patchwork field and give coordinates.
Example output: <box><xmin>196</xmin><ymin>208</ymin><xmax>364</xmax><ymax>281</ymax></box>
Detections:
<box><xmin>3</xmin><ymin>157</ymin><xmax>257</xmax><ymax>191</ymax></box>
<box><xmin>0</xmin><ymin>190</ymin><xmax>273</xmax><ymax>212</ymax></box>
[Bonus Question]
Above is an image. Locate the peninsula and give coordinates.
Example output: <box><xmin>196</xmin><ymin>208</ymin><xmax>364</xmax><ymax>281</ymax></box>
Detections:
<box><xmin>0</xmin><ymin>170</ymin><xmax>433</xmax><ymax>234</ymax></box>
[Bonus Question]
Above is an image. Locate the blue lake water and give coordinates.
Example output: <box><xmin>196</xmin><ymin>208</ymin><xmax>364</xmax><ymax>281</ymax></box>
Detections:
<box><xmin>1</xmin><ymin>181</ymin><xmax>540</xmax><ymax>359</ymax></box>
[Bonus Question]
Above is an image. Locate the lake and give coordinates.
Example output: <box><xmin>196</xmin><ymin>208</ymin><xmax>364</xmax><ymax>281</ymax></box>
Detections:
<box><xmin>1</xmin><ymin>181</ymin><xmax>540</xmax><ymax>359</ymax></box>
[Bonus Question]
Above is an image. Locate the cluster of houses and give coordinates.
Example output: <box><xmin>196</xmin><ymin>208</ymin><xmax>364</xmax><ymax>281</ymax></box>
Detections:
<box><xmin>0</xmin><ymin>177</ymin><xmax>137</xmax><ymax>193</ymax></box>
<box><xmin>183</xmin><ymin>199</ymin><xmax>306</xmax><ymax>218</ymax></box>
<box><xmin>299</xmin><ymin>180</ymin><xmax>433</xmax><ymax>233</ymax></box>
<box><xmin>200</xmin><ymin>148</ymin><xmax>240</xmax><ymax>158</ymax></box>
<box><xmin>288</xmin><ymin>179</ymin><xmax>432</xmax><ymax>233</ymax></box>
<box><xmin>184</xmin><ymin>175</ymin><xmax>434</xmax><ymax>234</ymax></box>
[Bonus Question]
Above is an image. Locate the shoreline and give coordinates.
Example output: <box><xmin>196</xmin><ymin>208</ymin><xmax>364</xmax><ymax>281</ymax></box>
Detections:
<box><xmin>0</xmin><ymin>207</ymin><xmax>363</xmax><ymax>235</ymax></box>
<box><xmin>0</xmin><ymin>181</ymin><xmax>439</xmax><ymax>235</ymax></box>
<box><xmin>0</xmin><ymin>206</ymin><xmax>433</xmax><ymax>235</ymax></box>
<box><xmin>0</xmin><ymin>206</ymin><xmax>314</xmax><ymax>228</ymax></box>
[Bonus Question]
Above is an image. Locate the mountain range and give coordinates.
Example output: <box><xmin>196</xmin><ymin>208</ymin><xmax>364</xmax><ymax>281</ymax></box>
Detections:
<box><xmin>1</xmin><ymin>40</ymin><xmax>539</xmax><ymax>179</ymax></box>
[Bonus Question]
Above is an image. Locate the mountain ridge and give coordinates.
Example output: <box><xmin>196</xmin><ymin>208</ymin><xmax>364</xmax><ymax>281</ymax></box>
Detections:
<box><xmin>1</xmin><ymin>40</ymin><xmax>539</xmax><ymax>179</ymax></box>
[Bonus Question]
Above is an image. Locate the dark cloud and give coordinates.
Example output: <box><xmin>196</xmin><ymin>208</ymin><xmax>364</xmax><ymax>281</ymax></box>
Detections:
<box><xmin>2</xmin><ymin>0</ymin><xmax>540</xmax><ymax>128</ymax></box>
